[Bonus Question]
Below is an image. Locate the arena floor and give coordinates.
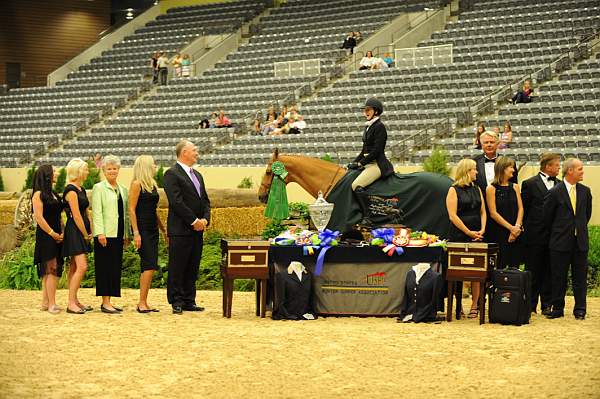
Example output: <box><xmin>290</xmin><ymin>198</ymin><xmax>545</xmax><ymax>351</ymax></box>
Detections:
<box><xmin>0</xmin><ymin>289</ymin><xmax>598</xmax><ymax>399</ymax></box>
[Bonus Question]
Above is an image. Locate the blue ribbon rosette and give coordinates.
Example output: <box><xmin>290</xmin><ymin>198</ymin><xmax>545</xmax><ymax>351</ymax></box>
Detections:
<box><xmin>370</xmin><ymin>227</ymin><xmax>405</xmax><ymax>257</ymax></box>
<box><xmin>301</xmin><ymin>229</ymin><xmax>339</xmax><ymax>276</ymax></box>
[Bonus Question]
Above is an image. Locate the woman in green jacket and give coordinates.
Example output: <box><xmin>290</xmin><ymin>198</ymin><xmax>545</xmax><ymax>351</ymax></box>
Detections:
<box><xmin>92</xmin><ymin>155</ymin><xmax>130</xmax><ymax>314</ymax></box>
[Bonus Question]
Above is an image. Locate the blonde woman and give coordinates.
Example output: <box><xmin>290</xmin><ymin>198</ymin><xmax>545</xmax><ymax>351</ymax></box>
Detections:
<box><xmin>129</xmin><ymin>155</ymin><xmax>166</xmax><ymax>313</ymax></box>
<box><xmin>486</xmin><ymin>156</ymin><xmax>524</xmax><ymax>269</ymax></box>
<box><xmin>92</xmin><ymin>155</ymin><xmax>130</xmax><ymax>314</ymax></box>
<box><xmin>446</xmin><ymin>158</ymin><xmax>487</xmax><ymax>318</ymax></box>
<box><xmin>62</xmin><ymin>158</ymin><xmax>92</xmax><ymax>314</ymax></box>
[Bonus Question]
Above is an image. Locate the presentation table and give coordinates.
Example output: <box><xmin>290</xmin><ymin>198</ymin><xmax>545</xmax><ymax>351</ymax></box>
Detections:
<box><xmin>269</xmin><ymin>245</ymin><xmax>444</xmax><ymax>316</ymax></box>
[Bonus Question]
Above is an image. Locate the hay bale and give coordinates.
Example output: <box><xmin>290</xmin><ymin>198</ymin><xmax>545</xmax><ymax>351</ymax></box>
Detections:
<box><xmin>0</xmin><ymin>200</ymin><xmax>18</xmax><ymax>226</ymax></box>
<box><xmin>157</xmin><ymin>206</ymin><xmax>268</xmax><ymax>237</ymax></box>
<box><xmin>156</xmin><ymin>188</ymin><xmax>260</xmax><ymax>208</ymax></box>
<box><xmin>0</xmin><ymin>225</ymin><xmax>18</xmax><ymax>255</ymax></box>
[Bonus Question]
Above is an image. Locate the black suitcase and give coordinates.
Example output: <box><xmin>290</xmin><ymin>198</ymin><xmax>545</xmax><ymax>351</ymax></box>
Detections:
<box><xmin>489</xmin><ymin>268</ymin><xmax>531</xmax><ymax>325</ymax></box>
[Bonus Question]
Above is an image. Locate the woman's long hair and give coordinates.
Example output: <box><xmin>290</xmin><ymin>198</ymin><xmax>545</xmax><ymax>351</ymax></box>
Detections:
<box><xmin>492</xmin><ymin>156</ymin><xmax>515</xmax><ymax>185</ymax></box>
<box><xmin>133</xmin><ymin>155</ymin><xmax>158</xmax><ymax>193</ymax></box>
<box><xmin>31</xmin><ymin>164</ymin><xmax>57</xmax><ymax>203</ymax></box>
<box><xmin>453</xmin><ymin>158</ymin><xmax>476</xmax><ymax>187</ymax></box>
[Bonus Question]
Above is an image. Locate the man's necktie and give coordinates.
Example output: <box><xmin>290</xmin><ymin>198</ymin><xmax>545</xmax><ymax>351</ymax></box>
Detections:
<box><xmin>188</xmin><ymin>168</ymin><xmax>202</xmax><ymax>198</ymax></box>
<box><xmin>569</xmin><ymin>185</ymin><xmax>576</xmax><ymax>215</ymax></box>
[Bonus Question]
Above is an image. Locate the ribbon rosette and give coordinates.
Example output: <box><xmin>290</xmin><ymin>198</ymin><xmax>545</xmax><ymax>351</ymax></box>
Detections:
<box><xmin>303</xmin><ymin>229</ymin><xmax>339</xmax><ymax>276</ymax></box>
<box><xmin>371</xmin><ymin>227</ymin><xmax>405</xmax><ymax>257</ymax></box>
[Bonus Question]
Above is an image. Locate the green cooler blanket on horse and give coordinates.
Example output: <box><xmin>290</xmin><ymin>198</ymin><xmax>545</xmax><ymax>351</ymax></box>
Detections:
<box><xmin>325</xmin><ymin>170</ymin><xmax>452</xmax><ymax>237</ymax></box>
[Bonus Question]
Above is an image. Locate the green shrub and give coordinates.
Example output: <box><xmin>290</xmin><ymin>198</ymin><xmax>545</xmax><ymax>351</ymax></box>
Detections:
<box><xmin>321</xmin><ymin>153</ymin><xmax>334</xmax><ymax>163</ymax></box>
<box><xmin>587</xmin><ymin>226</ymin><xmax>600</xmax><ymax>294</ymax></box>
<box><xmin>423</xmin><ymin>148</ymin><xmax>451</xmax><ymax>176</ymax></box>
<box><xmin>155</xmin><ymin>165</ymin><xmax>165</xmax><ymax>188</ymax></box>
<box><xmin>0</xmin><ymin>169</ymin><xmax>4</xmax><ymax>191</ymax></box>
<box><xmin>54</xmin><ymin>167</ymin><xmax>66</xmax><ymax>193</ymax></box>
<box><xmin>22</xmin><ymin>165</ymin><xmax>37</xmax><ymax>191</ymax></box>
<box><xmin>261</xmin><ymin>218</ymin><xmax>286</xmax><ymax>240</ymax></box>
<box><xmin>237</xmin><ymin>176</ymin><xmax>253</xmax><ymax>189</ymax></box>
<box><xmin>82</xmin><ymin>160</ymin><xmax>101</xmax><ymax>190</ymax></box>
<box><xmin>0</xmin><ymin>230</ymin><xmax>39</xmax><ymax>290</ymax></box>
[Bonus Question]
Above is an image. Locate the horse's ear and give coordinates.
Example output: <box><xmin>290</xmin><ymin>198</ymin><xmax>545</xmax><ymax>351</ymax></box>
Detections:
<box><xmin>272</xmin><ymin>148</ymin><xmax>279</xmax><ymax>160</ymax></box>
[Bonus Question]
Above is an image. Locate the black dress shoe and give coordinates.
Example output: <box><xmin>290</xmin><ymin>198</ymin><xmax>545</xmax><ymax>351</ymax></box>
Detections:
<box><xmin>574</xmin><ymin>314</ymin><xmax>586</xmax><ymax>320</ymax></box>
<box><xmin>183</xmin><ymin>305</ymin><xmax>205</xmax><ymax>312</ymax></box>
<box><xmin>546</xmin><ymin>311</ymin><xmax>564</xmax><ymax>319</ymax></box>
<box><xmin>101</xmin><ymin>305</ymin><xmax>120</xmax><ymax>314</ymax></box>
<box><xmin>172</xmin><ymin>306</ymin><xmax>183</xmax><ymax>314</ymax></box>
<box><xmin>541</xmin><ymin>307</ymin><xmax>552</xmax><ymax>316</ymax></box>
<box><xmin>113</xmin><ymin>306</ymin><xmax>123</xmax><ymax>312</ymax></box>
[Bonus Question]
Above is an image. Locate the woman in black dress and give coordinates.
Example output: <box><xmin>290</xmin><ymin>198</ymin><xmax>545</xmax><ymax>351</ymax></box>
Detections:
<box><xmin>129</xmin><ymin>155</ymin><xmax>167</xmax><ymax>313</ymax></box>
<box><xmin>446</xmin><ymin>158</ymin><xmax>487</xmax><ymax>318</ymax></box>
<box><xmin>32</xmin><ymin>165</ymin><xmax>64</xmax><ymax>314</ymax></box>
<box><xmin>62</xmin><ymin>158</ymin><xmax>92</xmax><ymax>314</ymax></box>
<box><xmin>486</xmin><ymin>156</ymin><xmax>524</xmax><ymax>269</ymax></box>
<box><xmin>92</xmin><ymin>155</ymin><xmax>130</xmax><ymax>314</ymax></box>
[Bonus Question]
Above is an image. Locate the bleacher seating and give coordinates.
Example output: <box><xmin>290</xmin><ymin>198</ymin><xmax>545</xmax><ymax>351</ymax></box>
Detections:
<box><xmin>38</xmin><ymin>0</ymin><xmax>431</xmax><ymax>167</ymax></box>
<box><xmin>1</xmin><ymin>0</ymin><xmax>264</xmax><ymax>167</ymax></box>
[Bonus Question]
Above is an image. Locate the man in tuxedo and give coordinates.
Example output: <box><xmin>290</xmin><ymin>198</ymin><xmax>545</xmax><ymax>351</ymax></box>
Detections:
<box><xmin>163</xmin><ymin>139</ymin><xmax>211</xmax><ymax>314</ymax></box>
<box><xmin>544</xmin><ymin>158</ymin><xmax>592</xmax><ymax>320</ymax></box>
<box><xmin>472</xmin><ymin>131</ymin><xmax>517</xmax><ymax>198</ymax></box>
<box><xmin>521</xmin><ymin>153</ymin><xmax>561</xmax><ymax>315</ymax></box>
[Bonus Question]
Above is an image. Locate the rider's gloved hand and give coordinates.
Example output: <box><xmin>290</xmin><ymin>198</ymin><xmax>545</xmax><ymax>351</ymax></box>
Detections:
<box><xmin>347</xmin><ymin>162</ymin><xmax>361</xmax><ymax>170</ymax></box>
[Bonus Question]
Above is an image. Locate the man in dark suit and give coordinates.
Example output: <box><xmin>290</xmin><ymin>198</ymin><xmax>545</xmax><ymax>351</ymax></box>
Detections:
<box><xmin>163</xmin><ymin>139</ymin><xmax>211</xmax><ymax>314</ymax></box>
<box><xmin>544</xmin><ymin>158</ymin><xmax>592</xmax><ymax>320</ymax></box>
<box><xmin>472</xmin><ymin>130</ymin><xmax>518</xmax><ymax>197</ymax></box>
<box><xmin>521</xmin><ymin>153</ymin><xmax>561</xmax><ymax>315</ymax></box>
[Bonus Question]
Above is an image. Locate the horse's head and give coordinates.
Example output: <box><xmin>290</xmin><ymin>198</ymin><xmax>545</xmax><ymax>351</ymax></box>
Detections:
<box><xmin>258</xmin><ymin>148</ymin><xmax>280</xmax><ymax>203</ymax></box>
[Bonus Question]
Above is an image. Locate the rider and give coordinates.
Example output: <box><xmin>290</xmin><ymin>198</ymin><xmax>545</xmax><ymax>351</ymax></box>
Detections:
<box><xmin>347</xmin><ymin>98</ymin><xmax>394</xmax><ymax>225</ymax></box>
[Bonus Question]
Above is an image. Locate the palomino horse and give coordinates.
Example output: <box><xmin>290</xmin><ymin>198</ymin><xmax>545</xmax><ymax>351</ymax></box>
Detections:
<box><xmin>258</xmin><ymin>150</ymin><xmax>453</xmax><ymax>236</ymax></box>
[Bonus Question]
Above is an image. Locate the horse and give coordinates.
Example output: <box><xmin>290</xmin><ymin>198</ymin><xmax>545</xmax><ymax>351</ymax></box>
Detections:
<box><xmin>258</xmin><ymin>149</ymin><xmax>453</xmax><ymax>236</ymax></box>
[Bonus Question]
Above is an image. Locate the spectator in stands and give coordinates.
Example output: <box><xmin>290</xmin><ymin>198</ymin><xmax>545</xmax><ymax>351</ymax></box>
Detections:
<box><xmin>270</xmin><ymin>116</ymin><xmax>295</xmax><ymax>136</ymax></box>
<box><xmin>129</xmin><ymin>155</ymin><xmax>166</xmax><ymax>313</ymax></box>
<box><xmin>92</xmin><ymin>155</ymin><xmax>130</xmax><ymax>314</ymax></box>
<box><xmin>198</xmin><ymin>117</ymin><xmax>210</xmax><ymax>129</ymax></box>
<box><xmin>62</xmin><ymin>158</ymin><xmax>92</xmax><ymax>314</ymax></box>
<box><xmin>261</xmin><ymin>114</ymin><xmax>279</xmax><ymax>136</ymax></box>
<box><xmin>371</xmin><ymin>56</ymin><xmax>389</xmax><ymax>70</ymax></box>
<box><xmin>280</xmin><ymin>105</ymin><xmax>289</xmax><ymax>120</ymax></box>
<box><xmin>512</xmin><ymin>79</ymin><xmax>533</xmax><ymax>104</ymax></box>
<box><xmin>498</xmin><ymin>121</ymin><xmax>513</xmax><ymax>149</ymax></box>
<box><xmin>172</xmin><ymin>53</ymin><xmax>182</xmax><ymax>78</ymax></box>
<box><xmin>445</xmin><ymin>158</ymin><xmax>486</xmax><ymax>318</ymax></box>
<box><xmin>290</xmin><ymin>115</ymin><xmax>306</xmax><ymax>134</ymax></box>
<box><xmin>150</xmin><ymin>51</ymin><xmax>159</xmax><ymax>84</ymax></box>
<box><xmin>157</xmin><ymin>51</ymin><xmax>169</xmax><ymax>85</ymax></box>
<box><xmin>486</xmin><ymin>156</ymin><xmax>524</xmax><ymax>269</ymax></box>
<box><xmin>32</xmin><ymin>165</ymin><xmax>64</xmax><ymax>314</ymax></box>
<box><xmin>354</xmin><ymin>31</ymin><xmax>362</xmax><ymax>43</ymax></box>
<box><xmin>473</xmin><ymin>122</ymin><xmax>485</xmax><ymax>150</ymax></box>
<box><xmin>216</xmin><ymin>110</ymin><xmax>232</xmax><ymax>128</ymax></box>
<box><xmin>382</xmin><ymin>52</ymin><xmax>394</xmax><ymax>67</ymax></box>
<box><xmin>209</xmin><ymin>112</ymin><xmax>219</xmax><ymax>128</ymax></box>
<box><xmin>181</xmin><ymin>54</ymin><xmax>191</xmax><ymax>77</ymax></box>
<box><xmin>340</xmin><ymin>32</ymin><xmax>357</xmax><ymax>54</ymax></box>
<box><xmin>359</xmin><ymin>51</ymin><xmax>376</xmax><ymax>70</ymax></box>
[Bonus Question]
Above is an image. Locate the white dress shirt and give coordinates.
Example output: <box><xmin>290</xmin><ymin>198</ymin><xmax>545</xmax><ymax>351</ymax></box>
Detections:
<box><xmin>539</xmin><ymin>172</ymin><xmax>556</xmax><ymax>190</ymax></box>
<box><xmin>483</xmin><ymin>156</ymin><xmax>496</xmax><ymax>187</ymax></box>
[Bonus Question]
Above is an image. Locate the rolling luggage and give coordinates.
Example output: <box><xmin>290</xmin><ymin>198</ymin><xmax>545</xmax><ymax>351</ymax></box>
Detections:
<box><xmin>489</xmin><ymin>268</ymin><xmax>531</xmax><ymax>325</ymax></box>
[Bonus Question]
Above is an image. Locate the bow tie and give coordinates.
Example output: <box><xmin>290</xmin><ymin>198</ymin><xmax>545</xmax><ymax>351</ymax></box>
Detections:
<box><xmin>484</xmin><ymin>158</ymin><xmax>496</xmax><ymax>163</ymax></box>
<box><xmin>547</xmin><ymin>176</ymin><xmax>557</xmax><ymax>182</ymax></box>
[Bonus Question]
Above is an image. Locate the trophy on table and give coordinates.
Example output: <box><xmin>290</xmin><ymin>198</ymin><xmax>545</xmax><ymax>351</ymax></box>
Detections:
<box><xmin>308</xmin><ymin>191</ymin><xmax>334</xmax><ymax>232</ymax></box>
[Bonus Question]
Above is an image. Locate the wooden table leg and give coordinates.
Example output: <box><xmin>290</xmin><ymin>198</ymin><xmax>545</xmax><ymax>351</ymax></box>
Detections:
<box><xmin>479</xmin><ymin>280</ymin><xmax>486</xmax><ymax>325</ymax></box>
<box><xmin>446</xmin><ymin>281</ymin><xmax>454</xmax><ymax>322</ymax></box>
<box><xmin>455</xmin><ymin>281</ymin><xmax>462</xmax><ymax>320</ymax></box>
<box><xmin>255</xmin><ymin>279</ymin><xmax>261</xmax><ymax>317</ymax></box>
<box><xmin>260</xmin><ymin>279</ymin><xmax>267</xmax><ymax>318</ymax></box>
<box><xmin>222</xmin><ymin>276</ymin><xmax>227</xmax><ymax>317</ymax></box>
<box><xmin>227</xmin><ymin>278</ymin><xmax>233</xmax><ymax>318</ymax></box>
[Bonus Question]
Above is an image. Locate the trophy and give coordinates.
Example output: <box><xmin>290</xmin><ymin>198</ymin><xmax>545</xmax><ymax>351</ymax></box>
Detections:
<box><xmin>308</xmin><ymin>191</ymin><xmax>334</xmax><ymax>231</ymax></box>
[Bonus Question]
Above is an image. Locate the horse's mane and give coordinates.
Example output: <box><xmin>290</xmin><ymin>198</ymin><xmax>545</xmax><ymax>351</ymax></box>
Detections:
<box><xmin>276</xmin><ymin>153</ymin><xmax>343</xmax><ymax>169</ymax></box>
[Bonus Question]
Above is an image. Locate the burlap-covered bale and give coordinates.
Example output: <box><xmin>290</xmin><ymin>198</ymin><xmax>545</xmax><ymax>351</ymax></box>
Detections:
<box><xmin>157</xmin><ymin>206</ymin><xmax>268</xmax><ymax>237</ymax></box>
<box><xmin>0</xmin><ymin>200</ymin><xmax>18</xmax><ymax>226</ymax></box>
